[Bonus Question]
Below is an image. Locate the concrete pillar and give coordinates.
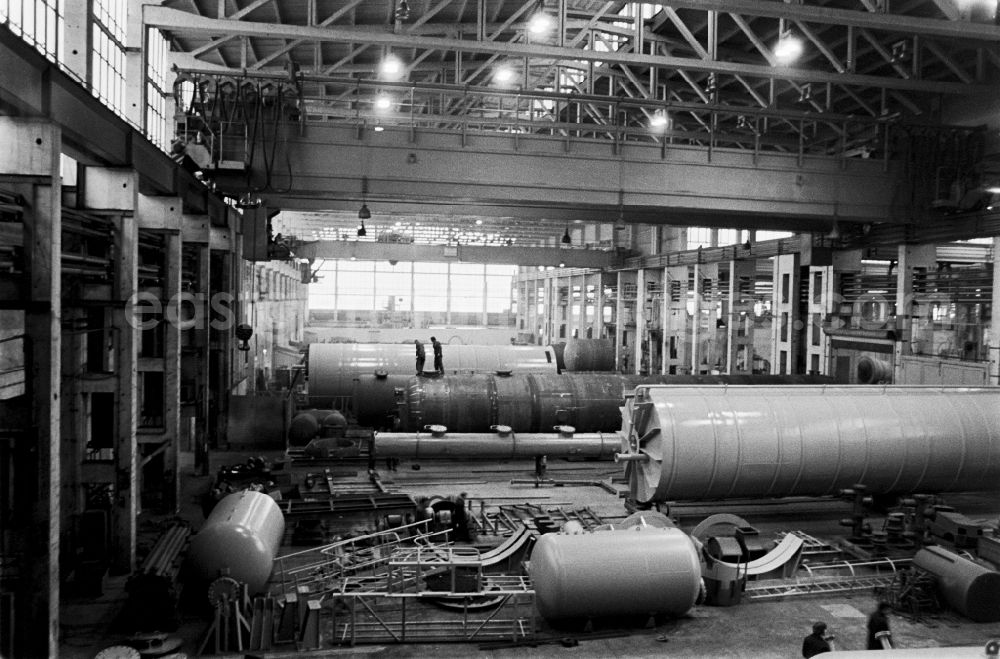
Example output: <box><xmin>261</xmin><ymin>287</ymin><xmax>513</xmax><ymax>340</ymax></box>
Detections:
<box><xmin>594</xmin><ymin>274</ymin><xmax>606</xmax><ymax>340</ymax></box>
<box><xmin>894</xmin><ymin>244</ymin><xmax>936</xmax><ymax>383</ymax></box>
<box><xmin>163</xmin><ymin>232</ymin><xmax>182</xmax><ymax>511</ymax></box>
<box><xmin>691</xmin><ymin>263</ymin><xmax>703</xmax><ymax>374</ymax></box>
<box><xmin>634</xmin><ymin>268</ymin><xmax>646</xmax><ymax>374</ymax></box>
<box><xmin>83</xmin><ymin>167</ymin><xmax>139</xmax><ymax>574</ymax></box>
<box><xmin>806</xmin><ymin>265</ymin><xmax>835</xmax><ymax>375</ymax></box>
<box><xmin>726</xmin><ymin>259</ymin><xmax>756</xmax><ymax>374</ymax></box>
<box><xmin>62</xmin><ymin>0</ymin><xmax>89</xmax><ymax>81</ymax></box>
<box><xmin>614</xmin><ymin>272</ymin><xmax>626</xmax><ymax>370</ymax></box>
<box><xmin>991</xmin><ymin>237</ymin><xmax>1000</xmax><ymax>385</ymax></box>
<box><xmin>771</xmin><ymin>253</ymin><xmax>800</xmax><ymax>374</ymax></box>
<box><xmin>0</xmin><ymin>117</ymin><xmax>62</xmax><ymax>659</ymax></box>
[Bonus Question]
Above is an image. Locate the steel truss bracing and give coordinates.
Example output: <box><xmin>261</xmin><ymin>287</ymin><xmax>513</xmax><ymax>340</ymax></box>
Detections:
<box><xmin>148</xmin><ymin>1</ymin><xmax>1000</xmax><ymax>244</ymax></box>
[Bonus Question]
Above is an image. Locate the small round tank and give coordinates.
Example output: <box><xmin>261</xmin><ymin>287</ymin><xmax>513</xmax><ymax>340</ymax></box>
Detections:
<box><xmin>529</xmin><ymin>527</ymin><xmax>701</xmax><ymax>619</ymax></box>
<box><xmin>189</xmin><ymin>491</ymin><xmax>285</xmax><ymax>593</ymax></box>
<box><xmin>562</xmin><ymin>338</ymin><xmax>615</xmax><ymax>372</ymax></box>
<box><xmin>913</xmin><ymin>546</ymin><xmax>1000</xmax><ymax>622</ymax></box>
<box><xmin>287</xmin><ymin>412</ymin><xmax>322</xmax><ymax>446</ymax></box>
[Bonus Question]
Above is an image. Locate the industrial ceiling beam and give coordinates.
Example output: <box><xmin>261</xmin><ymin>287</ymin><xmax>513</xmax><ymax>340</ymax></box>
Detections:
<box><xmin>145</xmin><ymin>5</ymin><xmax>985</xmax><ymax>94</ymax></box>
<box><xmin>635</xmin><ymin>0</ymin><xmax>1000</xmax><ymax>42</ymax></box>
<box><xmin>293</xmin><ymin>240</ymin><xmax>625</xmax><ymax>267</ymax></box>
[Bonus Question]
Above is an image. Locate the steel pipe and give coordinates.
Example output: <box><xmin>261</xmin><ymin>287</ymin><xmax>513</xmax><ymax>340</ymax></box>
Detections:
<box><xmin>619</xmin><ymin>385</ymin><xmax>1000</xmax><ymax>503</ymax></box>
<box><xmin>374</xmin><ymin>430</ymin><xmax>620</xmax><ymax>460</ymax></box>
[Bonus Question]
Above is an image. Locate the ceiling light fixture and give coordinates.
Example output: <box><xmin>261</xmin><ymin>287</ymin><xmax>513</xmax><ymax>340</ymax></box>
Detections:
<box><xmin>528</xmin><ymin>1</ymin><xmax>554</xmax><ymax>36</ymax></box>
<box><xmin>494</xmin><ymin>65</ymin><xmax>516</xmax><ymax>85</ymax></box>
<box><xmin>357</xmin><ymin>219</ymin><xmax>367</xmax><ymax>236</ymax></box>
<box><xmin>380</xmin><ymin>54</ymin><xmax>404</xmax><ymax>80</ymax></box>
<box><xmin>774</xmin><ymin>28</ymin><xmax>804</xmax><ymax>65</ymax></box>
<box><xmin>375</xmin><ymin>95</ymin><xmax>392</xmax><ymax>110</ymax></box>
<box><xmin>649</xmin><ymin>110</ymin><xmax>668</xmax><ymax>130</ymax></box>
<box><xmin>561</xmin><ymin>225</ymin><xmax>572</xmax><ymax>245</ymax></box>
<box><xmin>394</xmin><ymin>0</ymin><xmax>410</xmax><ymax>21</ymax></box>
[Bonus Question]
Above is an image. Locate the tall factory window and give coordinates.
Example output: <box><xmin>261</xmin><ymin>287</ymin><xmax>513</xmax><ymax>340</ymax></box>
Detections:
<box><xmin>413</xmin><ymin>262</ymin><xmax>449</xmax><ymax>314</ymax></box>
<box><xmin>92</xmin><ymin>0</ymin><xmax>127</xmax><ymax>117</ymax></box>
<box><xmin>0</xmin><ymin>0</ymin><xmax>64</xmax><ymax>63</ymax></box>
<box><xmin>686</xmin><ymin>227</ymin><xmax>713</xmax><ymax>250</ymax></box>
<box><xmin>145</xmin><ymin>27</ymin><xmax>171</xmax><ymax>150</ymax></box>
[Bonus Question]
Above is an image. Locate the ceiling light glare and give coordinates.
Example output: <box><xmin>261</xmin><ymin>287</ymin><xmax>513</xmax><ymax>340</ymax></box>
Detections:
<box><xmin>375</xmin><ymin>95</ymin><xmax>392</xmax><ymax>111</ymax></box>
<box><xmin>773</xmin><ymin>31</ymin><xmax>803</xmax><ymax>65</ymax></box>
<box><xmin>528</xmin><ymin>11</ymin><xmax>554</xmax><ymax>36</ymax></box>
<box><xmin>494</xmin><ymin>65</ymin><xmax>516</xmax><ymax>85</ymax></box>
<box><xmin>649</xmin><ymin>111</ymin><xmax>668</xmax><ymax>130</ymax></box>
<box><xmin>475</xmin><ymin>219</ymin><xmax>483</xmax><ymax>225</ymax></box>
<box><xmin>381</xmin><ymin>54</ymin><xmax>404</xmax><ymax>80</ymax></box>
<box><xmin>373</xmin><ymin>125</ymin><xmax>385</xmax><ymax>132</ymax></box>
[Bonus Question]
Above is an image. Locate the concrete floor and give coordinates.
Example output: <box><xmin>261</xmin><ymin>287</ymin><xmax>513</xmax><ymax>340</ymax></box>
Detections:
<box><xmin>61</xmin><ymin>449</ymin><xmax>1000</xmax><ymax>658</ymax></box>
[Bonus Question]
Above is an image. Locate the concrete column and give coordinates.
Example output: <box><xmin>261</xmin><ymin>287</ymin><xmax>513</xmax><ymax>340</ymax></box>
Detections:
<box><xmin>634</xmin><ymin>269</ymin><xmax>646</xmax><ymax>374</ymax></box>
<box><xmin>0</xmin><ymin>118</ymin><xmax>61</xmax><ymax>659</ymax></box>
<box><xmin>771</xmin><ymin>253</ymin><xmax>800</xmax><ymax>374</ymax></box>
<box><xmin>991</xmin><ymin>237</ymin><xmax>1000</xmax><ymax>385</ymax></box>
<box><xmin>594</xmin><ymin>274</ymin><xmax>606</xmax><ymax>340</ymax></box>
<box><xmin>805</xmin><ymin>265</ymin><xmax>835</xmax><ymax>375</ymax></box>
<box><xmin>614</xmin><ymin>272</ymin><xmax>625</xmax><ymax>370</ymax></box>
<box><xmin>163</xmin><ymin>232</ymin><xmax>182</xmax><ymax>511</ymax></box>
<box><xmin>124</xmin><ymin>1</ymin><xmax>146</xmax><ymax>129</ymax></box>
<box><xmin>62</xmin><ymin>0</ymin><xmax>89</xmax><ymax>82</ymax></box>
<box><xmin>84</xmin><ymin>168</ymin><xmax>139</xmax><ymax>574</ymax></box>
<box><xmin>894</xmin><ymin>244</ymin><xmax>936</xmax><ymax>383</ymax></box>
<box><xmin>691</xmin><ymin>263</ymin><xmax>703</xmax><ymax>374</ymax></box>
<box><xmin>726</xmin><ymin>259</ymin><xmax>756</xmax><ymax>374</ymax></box>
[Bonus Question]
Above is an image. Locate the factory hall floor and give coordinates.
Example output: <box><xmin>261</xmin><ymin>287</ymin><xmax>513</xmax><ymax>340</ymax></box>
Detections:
<box><xmin>60</xmin><ymin>448</ymin><xmax>1000</xmax><ymax>658</ymax></box>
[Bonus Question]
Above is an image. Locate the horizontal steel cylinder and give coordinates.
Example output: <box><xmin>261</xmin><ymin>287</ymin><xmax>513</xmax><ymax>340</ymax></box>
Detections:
<box><xmin>620</xmin><ymin>385</ymin><xmax>1000</xmax><ymax>502</ymax></box>
<box><xmin>375</xmin><ymin>431</ymin><xmax>619</xmax><ymax>460</ymax></box>
<box><xmin>189</xmin><ymin>491</ymin><xmax>285</xmax><ymax>593</ymax></box>
<box><xmin>306</xmin><ymin>343</ymin><xmax>560</xmax><ymax>423</ymax></box>
<box><xmin>530</xmin><ymin>527</ymin><xmax>702</xmax><ymax>619</ymax></box>
<box><xmin>400</xmin><ymin>373</ymin><xmax>832</xmax><ymax>433</ymax></box>
<box><xmin>912</xmin><ymin>546</ymin><xmax>1000</xmax><ymax>622</ymax></box>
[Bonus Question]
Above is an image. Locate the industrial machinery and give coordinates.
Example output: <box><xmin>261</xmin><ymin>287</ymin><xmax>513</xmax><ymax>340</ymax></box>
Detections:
<box><xmin>188</xmin><ymin>490</ymin><xmax>285</xmax><ymax>593</ymax></box>
<box><xmin>617</xmin><ymin>385</ymin><xmax>1000</xmax><ymax>503</ymax></box>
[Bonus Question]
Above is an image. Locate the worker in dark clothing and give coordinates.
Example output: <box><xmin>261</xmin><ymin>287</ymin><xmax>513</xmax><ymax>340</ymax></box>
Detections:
<box><xmin>866</xmin><ymin>602</ymin><xmax>893</xmax><ymax>650</ymax></box>
<box><xmin>431</xmin><ymin>336</ymin><xmax>443</xmax><ymax>374</ymax></box>
<box><xmin>802</xmin><ymin>621</ymin><xmax>832</xmax><ymax>657</ymax></box>
<box><xmin>415</xmin><ymin>339</ymin><xmax>426</xmax><ymax>375</ymax></box>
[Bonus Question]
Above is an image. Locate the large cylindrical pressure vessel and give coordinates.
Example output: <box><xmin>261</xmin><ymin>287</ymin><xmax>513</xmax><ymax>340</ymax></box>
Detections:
<box><xmin>306</xmin><ymin>343</ymin><xmax>560</xmax><ymax>408</ymax></box>
<box><xmin>189</xmin><ymin>491</ymin><xmax>285</xmax><ymax>593</ymax></box>
<box><xmin>530</xmin><ymin>527</ymin><xmax>701</xmax><ymax>619</ymax></box>
<box><xmin>562</xmin><ymin>338</ymin><xmax>615</xmax><ymax>372</ymax></box>
<box><xmin>912</xmin><ymin>546</ymin><xmax>1000</xmax><ymax>622</ymax></box>
<box><xmin>400</xmin><ymin>373</ymin><xmax>833</xmax><ymax>433</ymax></box>
<box><xmin>620</xmin><ymin>385</ymin><xmax>1000</xmax><ymax>503</ymax></box>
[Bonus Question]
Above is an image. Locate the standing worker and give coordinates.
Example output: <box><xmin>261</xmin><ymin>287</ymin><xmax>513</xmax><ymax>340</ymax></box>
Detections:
<box><xmin>415</xmin><ymin>339</ymin><xmax>426</xmax><ymax>375</ymax></box>
<box><xmin>866</xmin><ymin>602</ymin><xmax>893</xmax><ymax>650</ymax></box>
<box><xmin>431</xmin><ymin>336</ymin><xmax>444</xmax><ymax>374</ymax></box>
<box><xmin>802</xmin><ymin>621</ymin><xmax>832</xmax><ymax>657</ymax></box>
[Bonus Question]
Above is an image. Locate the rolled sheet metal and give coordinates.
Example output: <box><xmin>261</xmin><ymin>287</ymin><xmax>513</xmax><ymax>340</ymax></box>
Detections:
<box><xmin>912</xmin><ymin>546</ymin><xmax>1000</xmax><ymax>622</ymax></box>
<box><xmin>375</xmin><ymin>429</ymin><xmax>619</xmax><ymax>460</ymax></box>
<box><xmin>188</xmin><ymin>491</ymin><xmax>285</xmax><ymax>593</ymax></box>
<box><xmin>530</xmin><ymin>527</ymin><xmax>702</xmax><ymax>619</ymax></box>
<box><xmin>400</xmin><ymin>373</ymin><xmax>833</xmax><ymax>433</ymax></box>
<box><xmin>562</xmin><ymin>338</ymin><xmax>615</xmax><ymax>372</ymax></box>
<box><xmin>619</xmin><ymin>385</ymin><xmax>1000</xmax><ymax>503</ymax></box>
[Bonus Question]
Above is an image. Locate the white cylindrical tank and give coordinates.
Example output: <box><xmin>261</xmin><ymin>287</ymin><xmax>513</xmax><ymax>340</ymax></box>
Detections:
<box><xmin>619</xmin><ymin>385</ymin><xmax>1000</xmax><ymax>503</ymax></box>
<box><xmin>529</xmin><ymin>527</ymin><xmax>701</xmax><ymax>619</ymax></box>
<box><xmin>189</xmin><ymin>491</ymin><xmax>285</xmax><ymax>593</ymax></box>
